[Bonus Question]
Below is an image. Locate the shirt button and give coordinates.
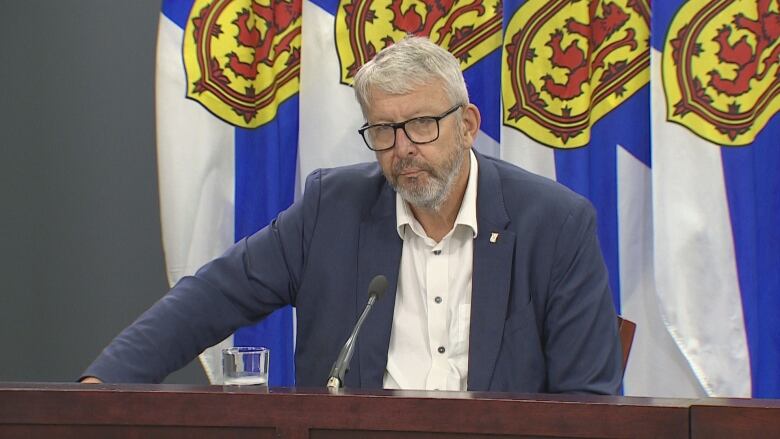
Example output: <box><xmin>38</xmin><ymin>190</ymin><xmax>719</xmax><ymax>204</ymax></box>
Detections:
<box><xmin>434</xmin><ymin>296</ymin><xmax>442</xmax><ymax>304</ymax></box>
<box><xmin>437</xmin><ymin>346</ymin><xmax>445</xmax><ymax>354</ymax></box>
<box><xmin>433</xmin><ymin>250</ymin><xmax>441</xmax><ymax>255</ymax></box>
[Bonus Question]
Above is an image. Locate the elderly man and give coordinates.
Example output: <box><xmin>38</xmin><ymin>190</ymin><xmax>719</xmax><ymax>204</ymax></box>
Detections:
<box><xmin>83</xmin><ymin>36</ymin><xmax>621</xmax><ymax>394</ymax></box>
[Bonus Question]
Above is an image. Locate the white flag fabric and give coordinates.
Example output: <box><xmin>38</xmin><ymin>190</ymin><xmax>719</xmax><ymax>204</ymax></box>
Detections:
<box><xmin>156</xmin><ymin>5</ymin><xmax>235</xmax><ymax>383</ymax></box>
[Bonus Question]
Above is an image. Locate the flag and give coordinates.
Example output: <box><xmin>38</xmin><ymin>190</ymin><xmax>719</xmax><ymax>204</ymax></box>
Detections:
<box><xmin>651</xmin><ymin>0</ymin><xmax>779</xmax><ymax>397</ymax></box>
<box><xmin>498</xmin><ymin>0</ymin><xmax>686</xmax><ymax>397</ymax></box>
<box><xmin>156</xmin><ymin>0</ymin><xmax>298</xmax><ymax>386</ymax></box>
<box><xmin>501</xmin><ymin>0</ymin><xmax>780</xmax><ymax>398</ymax></box>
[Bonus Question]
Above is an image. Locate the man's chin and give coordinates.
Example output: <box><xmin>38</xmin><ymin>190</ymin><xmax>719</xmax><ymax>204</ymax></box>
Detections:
<box><xmin>397</xmin><ymin>183</ymin><xmax>444</xmax><ymax>207</ymax></box>
<box><xmin>399</xmin><ymin>169</ymin><xmax>439</xmax><ymax>190</ymax></box>
<box><xmin>396</xmin><ymin>178</ymin><xmax>427</xmax><ymax>195</ymax></box>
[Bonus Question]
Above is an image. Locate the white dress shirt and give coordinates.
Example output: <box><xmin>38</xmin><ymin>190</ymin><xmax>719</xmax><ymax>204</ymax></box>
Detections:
<box><xmin>383</xmin><ymin>150</ymin><xmax>478</xmax><ymax>391</ymax></box>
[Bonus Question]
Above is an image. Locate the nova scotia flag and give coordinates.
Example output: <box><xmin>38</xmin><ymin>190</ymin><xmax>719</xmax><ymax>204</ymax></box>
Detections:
<box><xmin>650</xmin><ymin>0</ymin><xmax>779</xmax><ymax>397</ymax></box>
<box><xmin>156</xmin><ymin>0</ymin><xmax>297</xmax><ymax>386</ymax></box>
<box><xmin>502</xmin><ymin>0</ymin><xmax>779</xmax><ymax>398</ymax></box>
<box><xmin>500</xmin><ymin>0</ymin><xmax>664</xmax><ymax>396</ymax></box>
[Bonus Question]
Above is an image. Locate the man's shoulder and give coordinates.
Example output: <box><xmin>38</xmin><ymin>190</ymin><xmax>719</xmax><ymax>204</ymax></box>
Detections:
<box><xmin>315</xmin><ymin>161</ymin><xmax>384</xmax><ymax>181</ymax></box>
<box><xmin>476</xmin><ymin>153</ymin><xmax>594</xmax><ymax>234</ymax></box>
<box><xmin>307</xmin><ymin>161</ymin><xmax>385</xmax><ymax>192</ymax></box>
<box><xmin>302</xmin><ymin>161</ymin><xmax>389</xmax><ymax>211</ymax></box>
<box><xmin>480</xmin><ymin>154</ymin><xmax>589</xmax><ymax>212</ymax></box>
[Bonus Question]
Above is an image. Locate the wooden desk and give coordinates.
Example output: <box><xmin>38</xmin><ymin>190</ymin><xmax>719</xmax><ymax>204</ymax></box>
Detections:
<box><xmin>0</xmin><ymin>383</ymin><xmax>690</xmax><ymax>438</ymax></box>
<box><xmin>691</xmin><ymin>397</ymin><xmax>780</xmax><ymax>438</ymax></box>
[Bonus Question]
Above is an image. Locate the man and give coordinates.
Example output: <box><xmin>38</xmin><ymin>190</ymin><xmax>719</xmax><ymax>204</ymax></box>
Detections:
<box><xmin>83</xmin><ymin>36</ymin><xmax>621</xmax><ymax>394</ymax></box>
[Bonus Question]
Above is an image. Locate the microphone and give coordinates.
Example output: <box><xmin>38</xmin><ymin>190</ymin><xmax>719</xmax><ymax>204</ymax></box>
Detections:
<box><xmin>326</xmin><ymin>275</ymin><xmax>388</xmax><ymax>391</ymax></box>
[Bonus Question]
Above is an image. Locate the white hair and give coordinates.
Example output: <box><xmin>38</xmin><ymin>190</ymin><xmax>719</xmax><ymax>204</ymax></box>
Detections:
<box><xmin>353</xmin><ymin>36</ymin><xmax>469</xmax><ymax>115</ymax></box>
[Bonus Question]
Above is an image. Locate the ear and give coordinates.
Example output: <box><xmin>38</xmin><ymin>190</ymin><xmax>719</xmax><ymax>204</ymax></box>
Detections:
<box><xmin>461</xmin><ymin>103</ymin><xmax>481</xmax><ymax>148</ymax></box>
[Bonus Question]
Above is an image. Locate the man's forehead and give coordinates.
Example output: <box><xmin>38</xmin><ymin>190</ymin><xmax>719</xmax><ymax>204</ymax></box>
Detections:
<box><xmin>366</xmin><ymin>78</ymin><xmax>444</xmax><ymax>98</ymax></box>
<box><xmin>366</xmin><ymin>84</ymin><xmax>450</xmax><ymax>117</ymax></box>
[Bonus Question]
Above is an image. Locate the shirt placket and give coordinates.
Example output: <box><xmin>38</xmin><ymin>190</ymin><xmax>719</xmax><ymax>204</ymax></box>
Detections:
<box><xmin>425</xmin><ymin>238</ymin><xmax>450</xmax><ymax>390</ymax></box>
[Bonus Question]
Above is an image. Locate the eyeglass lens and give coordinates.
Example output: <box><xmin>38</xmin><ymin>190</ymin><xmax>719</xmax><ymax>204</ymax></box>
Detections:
<box><xmin>365</xmin><ymin>117</ymin><xmax>438</xmax><ymax>150</ymax></box>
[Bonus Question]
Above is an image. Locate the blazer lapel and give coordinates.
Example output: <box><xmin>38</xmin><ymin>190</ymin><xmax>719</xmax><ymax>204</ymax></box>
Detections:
<box><xmin>468</xmin><ymin>152</ymin><xmax>515</xmax><ymax>391</ymax></box>
<box><xmin>355</xmin><ymin>183</ymin><xmax>402</xmax><ymax>389</ymax></box>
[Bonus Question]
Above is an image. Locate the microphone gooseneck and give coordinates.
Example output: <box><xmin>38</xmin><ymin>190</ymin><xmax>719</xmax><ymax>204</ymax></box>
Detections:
<box><xmin>326</xmin><ymin>275</ymin><xmax>388</xmax><ymax>391</ymax></box>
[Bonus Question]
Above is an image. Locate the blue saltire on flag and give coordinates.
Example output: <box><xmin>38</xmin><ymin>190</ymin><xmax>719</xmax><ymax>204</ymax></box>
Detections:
<box><xmin>463</xmin><ymin>49</ymin><xmax>502</xmax><ymax>144</ymax></box>
<box><xmin>552</xmin><ymin>86</ymin><xmax>652</xmax><ymax>310</ymax></box>
<box><xmin>233</xmin><ymin>102</ymin><xmax>298</xmax><ymax>387</ymax></box>
<box><xmin>722</xmin><ymin>127</ymin><xmax>780</xmax><ymax>397</ymax></box>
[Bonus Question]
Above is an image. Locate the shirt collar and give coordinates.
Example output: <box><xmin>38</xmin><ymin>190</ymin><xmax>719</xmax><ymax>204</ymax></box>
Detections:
<box><xmin>395</xmin><ymin>149</ymin><xmax>479</xmax><ymax>240</ymax></box>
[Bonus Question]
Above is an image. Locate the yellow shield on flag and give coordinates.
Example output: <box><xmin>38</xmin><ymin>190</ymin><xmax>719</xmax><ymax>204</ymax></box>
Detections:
<box><xmin>182</xmin><ymin>0</ymin><xmax>302</xmax><ymax>128</ymax></box>
<box><xmin>663</xmin><ymin>0</ymin><xmax>780</xmax><ymax>146</ymax></box>
<box><xmin>502</xmin><ymin>0</ymin><xmax>650</xmax><ymax>148</ymax></box>
<box><xmin>335</xmin><ymin>0</ymin><xmax>502</xmax><ymax>84</ymax></box>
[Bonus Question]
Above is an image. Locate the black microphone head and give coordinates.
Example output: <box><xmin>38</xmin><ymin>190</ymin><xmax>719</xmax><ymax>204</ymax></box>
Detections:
<box><xmin>368</xmin><ymin>275</ymin><xmax>388</xmax><ymax>300</ymax></box>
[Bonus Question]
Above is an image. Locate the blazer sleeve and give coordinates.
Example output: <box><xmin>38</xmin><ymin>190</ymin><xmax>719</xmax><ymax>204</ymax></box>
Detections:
<box><xmin>543</xmin><ymin>197</ymin><xmax>622</xmax><ymax>394</ymax></box>
<box><xmin>81</xmin><ymin>170</ymin><xmax>324</xmax><ymax>383</ymax></box>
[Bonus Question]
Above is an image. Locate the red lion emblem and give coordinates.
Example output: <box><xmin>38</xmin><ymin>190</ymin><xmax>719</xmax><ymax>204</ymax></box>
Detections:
<box><xmin>185</xmin><ymin>0</ymin><xmax>302</xmax><ymax>127</ymax></box>
<box><xmin>337</xmin><ymin>0</ymin><xmax>502</xmax><ymax>84</ymax></box>
<box><xmin>503</xmin><ymin>0</ymin><xmax>650</xmax><ymax>147</ymax></box>
<box><xmin>544</xmin><ymin>1</ymin><xmax>634</xmax><ymax>100</ymax></box>
<box><xmin>388</xmin><ymin>0</ymin><xmax>486</xmax><ymax>43</ymax></box>
<box><xmin>226</xmin><ymin>0</ymin><xmax>302</xmax><ymax>80</ymax></box>
<box><xmin>708</xmin><ymin>0</ymin><xmax>780</xmax><ymax>97</ymax></box>
<box><xmin>666</xmin><ymin>0</ymin><xmax>780</xmax><ymax>144</ymax></box>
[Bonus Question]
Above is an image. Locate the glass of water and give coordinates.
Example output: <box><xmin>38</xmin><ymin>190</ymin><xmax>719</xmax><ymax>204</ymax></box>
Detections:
<box><xmin>222</xmin><ymin>346</ymin><xmax>269</xmax><ymax>386</ymax></box>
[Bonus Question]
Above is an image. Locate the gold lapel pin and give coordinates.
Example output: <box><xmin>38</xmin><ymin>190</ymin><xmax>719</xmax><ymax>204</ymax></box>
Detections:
<box><xmin>490</xmin><ymin>232</ymin><xmax>499</xmax><ymax>243</ymax></box>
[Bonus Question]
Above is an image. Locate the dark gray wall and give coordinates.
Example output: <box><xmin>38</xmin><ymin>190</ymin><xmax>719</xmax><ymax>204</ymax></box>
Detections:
<box><xmin>0</xmin><ymin>1</ymin><xmax>206</xmax><ymax>384</ymax></box>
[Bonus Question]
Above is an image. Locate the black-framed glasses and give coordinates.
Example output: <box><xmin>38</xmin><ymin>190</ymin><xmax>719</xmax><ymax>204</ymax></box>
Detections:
<box><xmin>358</xmin><ymin>104</ymin><xmax>463</xmax><ymax>151</ymax></box>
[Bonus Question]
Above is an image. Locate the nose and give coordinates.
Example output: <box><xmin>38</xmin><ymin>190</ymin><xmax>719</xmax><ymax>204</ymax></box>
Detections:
<box><xmin>393</xmin><ymin>126</ymin><xmax>417</xmax><ymax>157</ymax></box>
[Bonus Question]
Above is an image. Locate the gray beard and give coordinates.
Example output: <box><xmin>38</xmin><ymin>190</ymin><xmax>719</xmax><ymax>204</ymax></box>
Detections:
<box><xmin>390</xmin><ymin>143</ymin><xmax>466</xmax><ymax>211</ymax></box>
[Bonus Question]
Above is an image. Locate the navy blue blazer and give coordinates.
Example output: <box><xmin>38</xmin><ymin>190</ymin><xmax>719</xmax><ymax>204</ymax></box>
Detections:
<box><xmin>84</xmin><ymin>151</ymin><xmax>621</xmax><ymax>394</ymax></box>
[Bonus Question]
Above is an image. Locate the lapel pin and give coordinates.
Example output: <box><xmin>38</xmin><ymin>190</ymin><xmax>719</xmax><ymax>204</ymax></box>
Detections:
<box><xmin>490</xmin><ymin>232</ymin><xmax>499</xmax><ymax>243</ymax></box>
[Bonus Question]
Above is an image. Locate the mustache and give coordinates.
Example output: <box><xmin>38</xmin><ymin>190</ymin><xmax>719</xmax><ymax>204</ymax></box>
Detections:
<box><xmin>392</xmin><ymin>157</ymin><xmax>435</xmax><ymax>176</ymax></box>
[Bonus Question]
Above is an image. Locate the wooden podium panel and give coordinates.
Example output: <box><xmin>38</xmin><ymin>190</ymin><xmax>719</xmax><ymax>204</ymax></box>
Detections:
<box><xmin>690</xmin><ymin>397</ymin><xmax>780</xmax><ymax>438</ymax></box>
<box><xmin>0</xmin><ymin>383</ymin><xmax>691</xmax><ymax>439</ymax></box>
